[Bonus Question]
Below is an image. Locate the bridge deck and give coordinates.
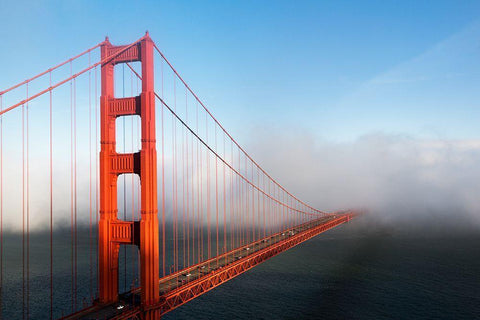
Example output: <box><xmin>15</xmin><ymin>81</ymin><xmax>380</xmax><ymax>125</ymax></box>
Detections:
<box><xmin>63</xmin><ymin>213</ymin><xmax>354</xmax><ymax>319</ymax></box>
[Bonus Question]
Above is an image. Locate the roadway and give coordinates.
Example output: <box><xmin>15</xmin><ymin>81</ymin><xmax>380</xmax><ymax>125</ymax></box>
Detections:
<box><xmin>64</xmin><ymin>213</ymin><xmax>347</xmax><ymax>319</ymax></box>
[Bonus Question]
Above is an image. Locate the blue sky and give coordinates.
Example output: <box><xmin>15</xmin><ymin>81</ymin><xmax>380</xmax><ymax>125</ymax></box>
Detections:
<box><xmin>1</xmin><ymin>0</ymin><xmax>480</xmax><ymax>142</ymax></box>
<box><xmin>0</xmin><ymin>1</ymin><xmax>480</xmax><ymax>230</ymax></box>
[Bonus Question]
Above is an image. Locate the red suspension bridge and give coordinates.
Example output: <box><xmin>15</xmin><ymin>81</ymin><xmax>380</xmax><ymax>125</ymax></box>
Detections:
<box><xmin>0</xmin><ymin>33</ymin><xmax>358</xmax><ymax>319</ymax></box>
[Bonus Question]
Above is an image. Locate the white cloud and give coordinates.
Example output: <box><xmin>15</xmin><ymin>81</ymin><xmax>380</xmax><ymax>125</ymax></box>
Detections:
<box><xmin>245</xmin><ymin>126</ymin><xmax>480</xmax><ymax>227</ymax></box>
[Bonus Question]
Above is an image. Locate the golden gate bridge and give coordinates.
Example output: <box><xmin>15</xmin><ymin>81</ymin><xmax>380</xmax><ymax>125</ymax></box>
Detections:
<box><xmin>0</xmin><ymin>33</ymin><xmax>358</xmax><ymax>319</ymax></box>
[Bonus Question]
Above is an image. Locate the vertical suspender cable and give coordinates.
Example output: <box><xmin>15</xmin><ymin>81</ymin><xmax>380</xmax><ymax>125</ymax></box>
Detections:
<box><xmin>74</xmin><ymin>77</ymin><xmax>78</xmax><ymax>311</ymax></box>
<box><xmin>0</xmin><ymin>94</ymin><xmax>2</xmax><ymax>319</ymax></box>
<box><xmin>161</xmin><ymin>60</ymin><xmax>166</xmax><ymax>278</ymax></box>
<box><xmin>257</xmin><ymin>167</ymin><xmax>260</xmax><ymax>242</ymax></box>
<box><xmin>49</xmin><ymin>71</ymin><xmax>53</xmax><ymax>319</ymax></box>
<box><xmin>230</xmin><ymin>141</ymin><xmax>233</xmax><ymax>254</ymax></box>
<box><xmin>88</xmin><ymin>52</ymin><xmax>93</xmax><ymax>302</ymax></box>
<box><xmin>196</xmin><ymin>102</ymin><xmax>200</xmax><ymax>264</ymax></box>
<box><xmin>223</xmin><ymin>132</ymin><xmax>226</xmax><ymax>254</ymax></box>
<box><xmin>275</xmin><ymin>186</ymin><xmax>278</xmax><ymax>233</ymax></box>
<box><xmin>236</xmin><ymin>150</ymin><xmax>239</xmax><ymax>247</ymax></box>
<box><xmin>215</xmin><ymin>124</ymin><xmax>218</xmax><ymax>266</ymax></box>
<box><xmin>282</xmin><ymin>189</ymin><xmax>285</xmax><ymax>232</ymax></box>
<box><xmin>70</xmin><ymin>62</ymin><xmax>74</xmax><ymax>313</ymax></box>
<box><xmin>172</xmin><ymin>78</ymin><xmax>176</xmax><ymax>273</ymax></box>
<box><xmin>191</xmin><ymin>111</ymin><xmax>194</xmax><ymax>263</ymax></box>
<box><xmin>130</xmin><ymin>67</ymin><xmax>135</xmax><ymax>291</ymax></box>
<box><xmin>26</xmin><ymin>82</ymin><xmax>30</xmax><ymax>320</ymax></box>
<box><xmin>234</xmin><ymin>144</ymin><xmax>237</xmax><ymax>251</ymax></box>
<box><xmin>238</xmin><ymin>149</ymin><xmax>241</xmax><ymax>246</ymax></box>
<box><xmin>182</xmin><ymin>102</ymin><xmax>185</xmax><ymax>270</ymax></box>
<box><xmin>136</xmin><ymin>75</ymin><xmax>141</xmax><ymax>281</ymax></box>
<box><xmin>22</xmin><ymin>103</ymin><xmax>25</xmax><ymax>320</ymax></box>
<box><xmin>246</xmin><ymin>155</ymin><xmax>249</xmax><ymax>244</ymax></box>
<box><xmin>122</xmin><ymin>64</ymin><xmax>127</xmax><ymax>291</ymax></box>
<box><xmin>251</xmin><ymin>162</ymin><xmax>254</xmax><ymax>243</ymax></box>
<box><xmin>190</xmin><ymin>98</ymin><xmax>194</xmax><ymax>268</ymax></box>
<box><xmin>245</xmin><ymin>154</ymin><xmax>248</xmax><ymax>244</ymax></box>
<box><xmin>263</xmin><ymin>174</ymin><xmax>266</xmax><ymax>239</ymax></box>
<box><xmin>94</xmin><ymin>65</ymin><xmax>99</xmax><ymax>297</ymax></box>
<box><xmin>175</xmin><ymin>78</ymin><xmax>179</xmax><ymax>272</ymax></box>
<box><xmin>235</xmin><ymin>149</ymin><xmax>238</xmax><ymax>248</ymax></box>
<box><xmin>241</xmin><ymin>152</ymin><xmax>244</xmax><ymax>246</ymax></box>
<box><xmin>185</xmin><ymin>88</ymin><xmax>190</xmax><ymax>269</ymax></box>
<box><xmin>199</xmin><ymin>104</ymin><xmax>203</xmax><ymax>263</ymax></box>
<box><xmin>206</xmin><ymin>112</ymin><xmax>210</xmax><ymax>259</ymax></box>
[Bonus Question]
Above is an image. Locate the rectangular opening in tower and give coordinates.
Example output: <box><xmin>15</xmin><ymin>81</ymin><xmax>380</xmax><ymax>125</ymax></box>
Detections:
<box><xmin>116</xmin><ymin>115</ymin><xmax>141</xmax><ymax>154</ymax></box>
<box><xmin>118</xmin><ymin>244</ymin><xmax>140</xmax><ymax>294</ymax></box>
<box><xmin>117</xmin><ymin>173</ymin><xmax>141</xmax><ymax>221</ymax></box>
<box><xmin>114</xmin><ymin>62</ymin><xmax>142</xmax><ymax>98</ymax></box>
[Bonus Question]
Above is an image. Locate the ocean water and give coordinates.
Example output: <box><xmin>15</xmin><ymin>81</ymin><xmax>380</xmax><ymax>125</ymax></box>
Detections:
<box><xmin>164</xmin><ymin>217</ymin><xmax>480</xmax><ymax>320</ymax></box>
<box><xmin>1</xmin><ymin>216</ymin><xmax>479</xmax><ymax>319</ymax></box>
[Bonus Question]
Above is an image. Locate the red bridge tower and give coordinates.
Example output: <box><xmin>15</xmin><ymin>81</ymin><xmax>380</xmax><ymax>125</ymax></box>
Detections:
<box><xmin>98</xmin><ymin>33</ymin><xmax>160</xmax><ymax>318</ymax></box>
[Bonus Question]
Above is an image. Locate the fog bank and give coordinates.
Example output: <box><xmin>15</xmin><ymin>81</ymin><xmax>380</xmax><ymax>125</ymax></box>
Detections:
<box><xmin>246</xmin><ymin>127</ymin><xmax>480</xmax><ymax>228</ymax></box>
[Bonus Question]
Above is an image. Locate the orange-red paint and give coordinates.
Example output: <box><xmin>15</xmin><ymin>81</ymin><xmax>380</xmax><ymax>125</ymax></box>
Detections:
<box><xmin>98</xmin><ymin>33</ymin><xmax>160</xmax><ymax>317</ymax></box>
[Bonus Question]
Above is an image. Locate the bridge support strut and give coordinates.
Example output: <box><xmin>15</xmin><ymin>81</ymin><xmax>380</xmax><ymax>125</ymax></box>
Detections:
<box><xmin>98</xmin><ymin>33</ymin><xmax>160</xmax><ymax>319</ymax></box>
